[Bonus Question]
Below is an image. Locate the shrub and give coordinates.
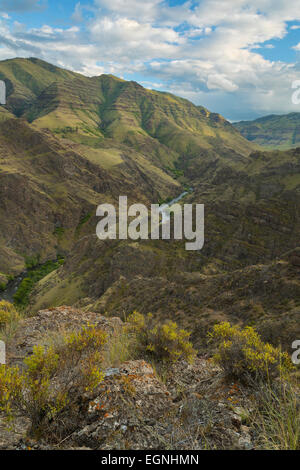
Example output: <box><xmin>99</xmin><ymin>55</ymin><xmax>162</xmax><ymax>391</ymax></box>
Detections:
<box><xmin>0</xmin><ymin>301</ymin><xmax>22</xmax><ymax>345</ymax></box>
<box><xmin>209</xmin><ymin>322</ymin><xmax>294</xmax><ymax>383</ymax></box>
<box><xmin>0</xmin><ymin>301</ymin><xmax>20</xmax><ymax>329</ymax></box>
<box><xmin>126</xmin><ymin>311</ymin><xmax>196</xmax><ymax>365</ymax></box>
<box><xmin>0</xmin><ymin>364</ymin><xmax>23</xmax><ymax>417</ymax></box>
<box><xmin>0</xmin><ymin>324</ymin><xmax>107</xmax><ymax>439</ymax></box>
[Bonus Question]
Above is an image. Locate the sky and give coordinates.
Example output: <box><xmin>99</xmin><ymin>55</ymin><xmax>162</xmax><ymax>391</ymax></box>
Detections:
<box><xmin>1</xmin><ymin>0</ymin><xmax>300</xmax><ymax>121</ymax></box>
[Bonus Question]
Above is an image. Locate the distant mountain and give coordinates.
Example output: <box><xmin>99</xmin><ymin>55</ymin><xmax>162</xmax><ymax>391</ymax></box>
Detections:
<box><xmin>234</xmin><ymin>112</ymin><xmax>300</xmax><ymax>149</ymax></box>
<box><xmin>0</xmin><ymin>58</ymin><xmax>253</xmax><ymax>170</ymax></box>
<box><xmin>0</xmin><ymin>57</ymin><xmax>79</xmax><ymax>117</ymax></box>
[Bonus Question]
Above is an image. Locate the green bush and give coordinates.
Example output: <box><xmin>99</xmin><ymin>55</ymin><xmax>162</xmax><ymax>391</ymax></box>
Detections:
<box><xmin>25</xmin><ymin>254</ymin><xmax>40</xmax><ymax>269</ymax></box>
<box><xmin>76</xmin><ymin>212</ymin><xmax>92</xmax><ymax>231</ymax></box>
<box><xmin>209</xmin><ymin>322</ymin><xmax>294</xmax><ymax>383</ymax></box>
<box><xmin>126</xmin><ymin>311</ymin><xmax>196</xmax><ymax>365</ymax></box>
<box><xmin>0</xmin><ymin>283</ymin><xmax>6</xmax><ymax>292</ymax></box>
<box><xmin>14</xmin><ymin>257</ymin><xmax>64</xmax><ymax>307</ymax></box>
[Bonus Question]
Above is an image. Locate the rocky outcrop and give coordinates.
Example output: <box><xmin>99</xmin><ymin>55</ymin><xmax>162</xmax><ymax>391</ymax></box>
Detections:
<box><xmin>7</xmin><ymin>306</ymin><xmax>123</xmax><ymax>368</ymax></box>
<box><xmin>71</xmin><ymin>357</ymin><xmax>255</xmax><ymax>450</ymax></box>
<box><xmin>0</xmin><ymin>307</ymin><xmax>255</xmax><ymax>450</ymax></box>
<box><xmin>1</xmin><ymin>358</ymin><xmax>254</xmax><ymax>450</ymax></box>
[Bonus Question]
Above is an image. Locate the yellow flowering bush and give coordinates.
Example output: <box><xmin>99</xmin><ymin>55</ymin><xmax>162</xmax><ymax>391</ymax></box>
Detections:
<box><xmin>209</xmin><ymin>322</ymin><xmax>294</xmax><ymax>383</ymax></box>
<box><xmin>0</xmin><ymin>364</ymin><xmax>23</xmax><ymax>417</ymax></box>
<box><xmin>0</xmin><ymin>301</ymin><xmax>20</xmax><ymax>329</ymax></box>
<box><xmin>126</xmin><ymin>311</ymin><xmax>196</xmax><ymax>364</ymax></box>
<box><xmin>0</xmin><ymin>324</ymin><xmax>107</xmax><ymax>437</ymax></box>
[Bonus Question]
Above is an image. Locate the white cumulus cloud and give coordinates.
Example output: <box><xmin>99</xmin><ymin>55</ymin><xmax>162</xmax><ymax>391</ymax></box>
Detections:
<box><xmin>0</xmin><ymin>0</ymin><xmax>300</xmax><ymax>119</ymax></box>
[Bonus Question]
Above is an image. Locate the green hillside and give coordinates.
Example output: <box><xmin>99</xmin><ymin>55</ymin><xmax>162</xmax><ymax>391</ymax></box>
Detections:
<box><xmin>0</xmin><ymin>57</ymin><xmax>254</xmax><ymax>172</ymax></box>
<box><xmin>0</xmin><ymin>57</ymin><xmax>80</xmax><ymax>117</ymax></box>
<box><xmin>234</xmin><ymin>112</ymin><xmax>300</xmax><ymax>149</ymax></box>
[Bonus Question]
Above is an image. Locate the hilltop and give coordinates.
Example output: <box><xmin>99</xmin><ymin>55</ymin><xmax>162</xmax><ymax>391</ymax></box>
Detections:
<box><xmin>0</xmin><ymin>57</ymin><xmax>253</xmax><ymax>165</ymax></box>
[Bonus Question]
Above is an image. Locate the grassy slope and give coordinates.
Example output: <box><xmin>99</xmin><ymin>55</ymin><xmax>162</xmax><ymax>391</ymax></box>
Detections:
<box><xmin>0</xmin><ymin>57</ymin><xmax>79</xmax><ymax>116</ymax></box>
<box><xmin>234</xmin><ymin>113</ymin><xmax>300</xmax><ymax>149</ymax></box>
<box><xmin>31</xmin><ymin>75</ymin><xmax>254</xmax><ymax>168</ymax></box>
<box><xmin>0</xmin><ymin>57</ymin><xmax>254</xmax><ymax>169</ymax></box>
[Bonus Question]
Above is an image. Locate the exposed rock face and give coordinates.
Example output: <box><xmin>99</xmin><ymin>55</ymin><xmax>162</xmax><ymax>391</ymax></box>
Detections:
<box><xmin>57</xmin><ymin>355</ymin><xmax>255</xmax><ymax>450</ymax></box>
<box><xmin>74</xmin><ymin>360</ymin><xmax>173</xmax><ymax>450</ymax></box>
<box><xmin>0</xmin><ymin>413</ymin><xmax>31</xmax><ymax>450</ymax></box>
<box><xmin>0</xmin><ymin>359</ymin><xmax>254</xmax><ymax>450</ymax></box>
<box><xmin>3</xmin><ymin>358</ymin><xmax>254</xmax><ymax>451</ymax></box>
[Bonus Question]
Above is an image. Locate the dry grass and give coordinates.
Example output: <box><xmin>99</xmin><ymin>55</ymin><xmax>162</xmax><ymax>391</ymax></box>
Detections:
<box><xmin>104</xmin><ymin>324</ymin><xmax>133</xmax><ymax>368</ymax></box>
<box><xmin>253</xmin><ymin>377</ymin><xmax>300</xmax><ymax>450</ymax></box>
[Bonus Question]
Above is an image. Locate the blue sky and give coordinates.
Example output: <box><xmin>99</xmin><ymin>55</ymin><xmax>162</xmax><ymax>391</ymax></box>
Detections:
<box><xmin>1</xmin><ymin>0</ymin><xmax>300</xmax><ymax>120</ymax></box>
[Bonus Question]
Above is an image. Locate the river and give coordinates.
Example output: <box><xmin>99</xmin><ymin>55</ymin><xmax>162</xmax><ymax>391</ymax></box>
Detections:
<box><xmin>159</xmin><ymin>190</ymin><xmax>191</xmax><ymax>224</ymax></box>
<box><xmin>0</xmin><ymin>273</ymin><xmax>27</xmax><ymax>303</ymax></box>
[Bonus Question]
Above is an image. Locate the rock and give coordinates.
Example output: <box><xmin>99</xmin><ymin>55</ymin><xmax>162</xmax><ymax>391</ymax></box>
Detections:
<box><xmin>232</xmin><ymin>406</ymin><xmax>250</xmax><ymax>424</ymax></box>
<box><xmin>231</xmin><ymin>413</ymin><xmax>242</xmax><ymax>428</ymax></box>
<box><xmin>73</xmin><ymin>360</ymin><xmax>173</xmax><ymax>450</ymax></box>
<box><xmin>238</xmin><ymin>435</ymin><xmax>254</xmax><ymax>450</ymax></box>
<box><xmin>0</xmin><ymin>307</ymin><xmax>262</xmax><ymax>450</ymax></box>
<box><xmin>0</xmin><ymin>413</ymin><xmax>30</xmax><ymax>450</ymax></box>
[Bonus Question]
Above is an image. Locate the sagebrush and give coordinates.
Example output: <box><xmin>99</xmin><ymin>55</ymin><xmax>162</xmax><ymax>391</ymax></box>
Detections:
<box><xmin>0</xmin><ymin>324</ymin><xmax>107</xmax><ymax>439</ymax></box>
<box><xmin>209</xmin><ymin>322</ymin><xmax>294</xmax><ymax>383</ymax></box>
<box><xmin>126</xmin><ymin>311</ymin><xmax>196</xmax><ymax>365</ymax></box>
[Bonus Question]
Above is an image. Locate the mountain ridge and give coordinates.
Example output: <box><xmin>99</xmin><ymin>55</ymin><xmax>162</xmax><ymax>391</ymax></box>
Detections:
<box><xmin>234</xmin><ymin>112</ymin><xmax>300</xmax><ymax>149</ymax></box>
